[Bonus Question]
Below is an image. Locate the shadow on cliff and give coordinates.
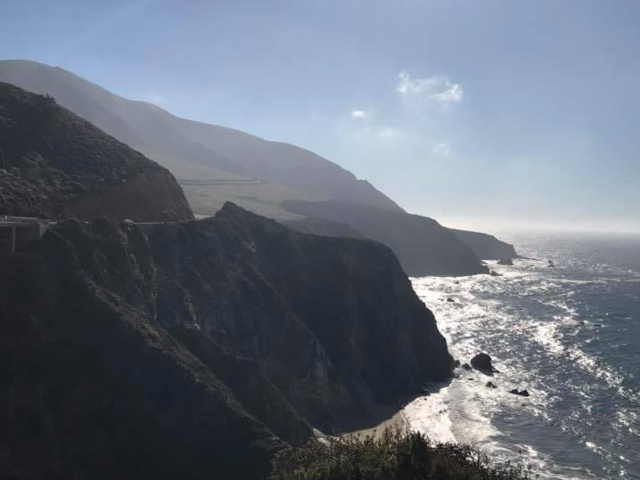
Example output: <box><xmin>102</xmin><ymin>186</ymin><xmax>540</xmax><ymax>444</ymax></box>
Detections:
<box><xmin>330</xmin><ymin>379</ymin><xmax>454</xmax><ymax>435</ymax></box>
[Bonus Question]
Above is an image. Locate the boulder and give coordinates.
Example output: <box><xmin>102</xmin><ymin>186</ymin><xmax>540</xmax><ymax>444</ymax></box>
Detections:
<box><xmin>497</xmin><ymin>258</ymin><xmax>513</xmax><ymax>266</ymax></box>
<box><xmin>509</xmin><ymin>389</ymin><xmax>530</xmax><ymax>397</ymax></box>
<box><xmin>447</xmin><ymin>298</ymin><xmax>455</xmax><ymax>303</ymax></box>
<box><xmin>485</xmin><ymin>381</ymin><xmax>498</xmax><ymax>389</ymax></box>
<box><xmin>470</xmin><ymin>353</ymin><xmax>493</xmax><ymax>372</ymax></box>
<box><xmin>461</xmin><ymin>363</ymin><xmax>472</xmax><ymax>371</ymax></box>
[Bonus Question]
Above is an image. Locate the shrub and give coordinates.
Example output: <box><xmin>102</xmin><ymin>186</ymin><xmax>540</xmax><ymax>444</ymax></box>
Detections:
<box><xmin>269</xmin><ymin>427</ymin><xmax>534</xmax><ymax>480</ymax></box>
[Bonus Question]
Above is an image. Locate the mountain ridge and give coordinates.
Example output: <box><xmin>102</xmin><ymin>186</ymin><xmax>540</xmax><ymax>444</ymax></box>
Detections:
<box><xmin>0</xmin><ymin>81</ymin><xmax>193</xmax><ymax>221</ymax></box>
<box><xmin>0</xmin><ymin>59</ymin><xmax>402</xmax><ymax>215</ymax></box>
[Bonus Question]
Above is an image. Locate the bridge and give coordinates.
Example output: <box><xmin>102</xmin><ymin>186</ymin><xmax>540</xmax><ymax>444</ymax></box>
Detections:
<box><xmin>0</xmin><ymin>217</ymin><xmax>52</xmax><ymax>254</ymax></box>
<box><xmin>0</xmin><ymin>216</ymin><xmax>195</xmax><ymax>254</ymax></box>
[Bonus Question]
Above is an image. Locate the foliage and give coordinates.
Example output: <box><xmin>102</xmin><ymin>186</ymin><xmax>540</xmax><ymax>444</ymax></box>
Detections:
<box><xmin>269</xmin><ymin>427</ymin><xmax>535</xmax><ymax>480</ymax></box>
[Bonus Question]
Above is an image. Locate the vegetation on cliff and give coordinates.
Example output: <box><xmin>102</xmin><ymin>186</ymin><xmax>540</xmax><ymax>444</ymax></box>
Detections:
<box><xmin>0</xmin><ymin>81</ymin><xmax>193</xmax><ymax>221</ymax></box>
<box><xmin>0</xmin><ymin>60</ymin><xmax>401</xmax><ymax>218</ymax></box>
<box><xmin>270</xmin><ymin>428</ymin><xmax>533</xmax><ymax>480</ymax></box>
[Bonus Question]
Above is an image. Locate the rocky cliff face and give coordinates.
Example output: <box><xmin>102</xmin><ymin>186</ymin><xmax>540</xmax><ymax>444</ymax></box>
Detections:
<box><xmin>0</xmin><ymin>202</ymin><xmax>453</xmax><ymax>479</ymax></box>
<box><xmin>281</xmin><ymin>200</ymin><xmax>489</xmax><ymax>277</ymax></box>
<box><xmin>0</xmin><ymin>81</ymin><xmax>193</xmax><ymax>221</ymax></box>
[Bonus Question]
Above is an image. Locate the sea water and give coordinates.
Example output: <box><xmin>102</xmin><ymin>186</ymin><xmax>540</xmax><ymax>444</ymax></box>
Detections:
<box><xmin>407</xmin><ymin>232</ymin><xmax>640</xmax><ymax>479</ymax></box>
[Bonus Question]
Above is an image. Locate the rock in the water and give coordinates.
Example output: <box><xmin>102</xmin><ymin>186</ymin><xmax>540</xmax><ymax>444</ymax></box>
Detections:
<box><xmin>461</xmin><ymin>363</ymin><xmax>472</xmax><ymax>371</ymax></box>
<box><xmin>548</xmin><ymin>259</ymin><xmax>555</xmax><ymax>268</ymax></box>
<box><xmin>485</xmin><ymin>381</ymin><xmax>498</xmax><ymax>389</ymax></box>
<box><xmin>447</xmin><ymin>297</ymin><xmax>455</xmax><ymax>303</ymax></box>
<box><xmin>470</xmin><ymin>353</ymin><xmax>494</xmax><ymax>372</ymax></box>
<box><xmin>509</xmin><ymin>389</ymin><xmax>530</xmax><ymax>397</ymax></box>
<box><xmin>490</xmin><ymin>270</ymin><xmax>502</xmax><ymax>277</ymax></box>
<box><xmin>497</xmin><ymin>258</ymin><xmax>513</xmax><ymax>266</ymax></box>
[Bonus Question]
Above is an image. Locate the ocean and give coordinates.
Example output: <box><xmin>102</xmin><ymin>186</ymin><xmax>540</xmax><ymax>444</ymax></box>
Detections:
<box><xmin>407</xmin><ymin>232</ymin><xmax>640</xmax><ymax>479</ymax></box>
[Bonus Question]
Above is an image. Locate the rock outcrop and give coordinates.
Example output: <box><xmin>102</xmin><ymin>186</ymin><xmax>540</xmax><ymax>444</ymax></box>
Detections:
<box><xmin>280</xmin><ymin>200</ymin><xmax>489</xmax><ymax>277</ymax></box>
<box><xmin>0</xmin><ymin>81</ymin><xmax>193</xmax><ymax>221</ymax></box>
<box><xmin>470</xmin><ymin>353</ymin><xmax>495</xmax><ymax>373</ymax></box>
<box><xmin>0</xmin><ymin>202</ymin><xmax>454</xmax><ymax>479</ymax></box>
<box><xmin>497</xmin><ymin>258</ymin><xmax>514</xmax><ymax>266</ymax></box>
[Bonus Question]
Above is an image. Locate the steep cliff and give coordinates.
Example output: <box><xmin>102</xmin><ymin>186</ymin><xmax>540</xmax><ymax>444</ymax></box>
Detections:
<box><xmin>281</xmin><ymin>200</ymin><xmax>489</xmax><ymax>277</ymax></box>
<box><xmin>0</xmin><ymin>81</ymin><xmax>193</xmax><ymax>221</ymax></box>
<box><xmin>451</xmin><ymin>228</ymin><xmax>518</xmax><ymax>260</ymax></box>
<box><xmin>0</xmin><ymin>202</ymin><xmax>453</xmax><ymax>479</ymax></box>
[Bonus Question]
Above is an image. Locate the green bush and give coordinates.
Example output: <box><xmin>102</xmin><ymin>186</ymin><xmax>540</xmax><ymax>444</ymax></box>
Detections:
<box><xmin>269</xmin><ymin>427</ymin><xmax>534</xmax><ymax>480</ymax></box>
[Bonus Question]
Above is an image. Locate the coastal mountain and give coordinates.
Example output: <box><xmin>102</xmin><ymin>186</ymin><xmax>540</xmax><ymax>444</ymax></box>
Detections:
<box><xmin>0</xmin><ymin>203</ymin><xmax>453</xmax><ymax>479</ymax></box>
<box><xmin>0</xmin><ymin>60</ymin><xmax>401</xmax><ymax>217</ymax></box>
<box><xmin>281</xmin><ymin>200</ymin><xmax>489</xmax><ymax>277</ymax></box>
<box><xmin>0</xmin><ymin>60</ymin><xmax>517</xmax><ymax>275</ymax></box>
<box><xmin>0</xmin><ymin>81</ymin><xmax>192</xmax><ymax>221</ymax></box>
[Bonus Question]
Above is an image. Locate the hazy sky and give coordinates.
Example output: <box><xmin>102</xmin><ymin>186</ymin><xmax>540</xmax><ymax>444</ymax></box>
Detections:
<box><xmin>1</xmin><ymin>0</ymin><xmax>639</xmax><ymax>232</ymax></box>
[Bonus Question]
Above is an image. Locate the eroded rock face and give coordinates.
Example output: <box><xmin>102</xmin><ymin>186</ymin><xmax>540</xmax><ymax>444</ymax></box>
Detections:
<box><xmin>0</xmin><ymin>202</ymin><xmax>454</xmax><ymax>479</ymax></box>
<box><xmin>0</xmin><ymin>81</ymin><xmax>193</xmax><ymax>221</ymax></box>
<box><xmin>148</xmin><ymin>203</ymin><xmax>454</xmax><ymax>428</ymax></box>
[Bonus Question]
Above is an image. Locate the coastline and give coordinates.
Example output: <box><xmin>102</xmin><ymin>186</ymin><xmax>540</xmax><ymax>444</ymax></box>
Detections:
<box><xmin>340</xmin><ymin>406</ymin><xmax>410</xmax><ymax>440</ymax></box>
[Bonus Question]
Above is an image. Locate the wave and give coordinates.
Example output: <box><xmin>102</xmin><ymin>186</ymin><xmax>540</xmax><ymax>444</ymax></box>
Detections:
<box><xmin>408</xmin><ymin>246</ymin><xmax>640</xmax><ymax>480</ymax></box>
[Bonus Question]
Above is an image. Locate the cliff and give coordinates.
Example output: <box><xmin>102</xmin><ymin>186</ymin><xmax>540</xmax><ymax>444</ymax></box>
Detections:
<box><xmin>0</xmin><ymin>81</ymin><xmax>193</xmax><ymax>221</ymax></box>
<box><xmin>0</xmin><ymin>202</ymin><xmax>453</xmax><ymax>479</ymax></box>
<box><xmin>451</xmin><ymin>228</ymin><xmax>518</xmax><ymax>260</ymax></box>
<box><xmin>281</xmin><ymin>200</ymin><xmax>489</xmax><ymax>277</ymax></box>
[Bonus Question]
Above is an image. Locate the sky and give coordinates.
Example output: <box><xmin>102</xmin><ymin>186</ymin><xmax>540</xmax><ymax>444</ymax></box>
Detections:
<box><xmin>1</xmin><ymin>0</ymin><xmax>639</xmax><ymax>233</ymax></box>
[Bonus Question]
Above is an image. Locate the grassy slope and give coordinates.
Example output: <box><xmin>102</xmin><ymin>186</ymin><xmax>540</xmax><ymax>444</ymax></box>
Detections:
<box><xmin>138</xmin><ymin>147</ymin><xmax>329</xmax><ymax>219</ymax></box>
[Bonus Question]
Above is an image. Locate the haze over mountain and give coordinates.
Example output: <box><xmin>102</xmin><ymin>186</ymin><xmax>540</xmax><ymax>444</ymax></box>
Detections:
<box><xmin>2</xmin><ymin>1</ymin><xmax>637</xmax><ymax>233</ymax></box>
<box><xmin>0</xmin><ymin>60</ymin><xmax>401</xmax><ymax>219</ymax></box>
<box><xmin>0</xmin><ymin>59</ymin><xmax>515</xmax><ymax>276</ymax></box>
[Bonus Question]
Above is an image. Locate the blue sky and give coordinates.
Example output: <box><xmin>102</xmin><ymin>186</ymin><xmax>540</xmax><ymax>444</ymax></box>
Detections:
<box><xmin>2</xmin><ymin>0</ymin><xmax>639</xmax><ymax>232</ymax></box>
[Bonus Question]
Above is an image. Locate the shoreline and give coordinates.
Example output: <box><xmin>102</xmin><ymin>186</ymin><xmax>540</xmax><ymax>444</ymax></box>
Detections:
<box><xmin>340</xmin><ymin>406</ymin><xmax>410</xmax><ymax>440</ymax></box>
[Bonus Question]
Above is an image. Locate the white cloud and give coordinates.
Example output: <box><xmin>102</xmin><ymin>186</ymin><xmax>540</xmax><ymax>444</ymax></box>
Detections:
<box><xmin>397</xmin><ymin>70</ymin><xmax>463</xmax><ymax>103</ymax></box>
<box><xmin>433</xmin><ymin>142</ymin><xmax>451</xmax><ymax>156</ymax></box>
<box><xmin>350</xmin><ymin>109</ymin><xmax>369</xmax><ymax>119</ymax></box>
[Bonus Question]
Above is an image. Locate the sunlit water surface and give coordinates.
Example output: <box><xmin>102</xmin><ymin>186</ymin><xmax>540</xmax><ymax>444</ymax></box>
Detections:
<box><xmin>406</xmin><ymin>233</ymin><xmax>640</xmax><ymax>479</ymax></box>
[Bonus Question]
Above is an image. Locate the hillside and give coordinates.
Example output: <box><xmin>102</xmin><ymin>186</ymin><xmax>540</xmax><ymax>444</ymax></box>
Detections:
<box><xmin>281</xmin><ymin>200</ymin><xmax>489</xmax><ymax>277</ymax></box>
<box><xmin>451</xmin><ymin>228</ymin><xmax>518</xmax><ymax>260</ymax></box>
<box><xmin>0</xmin><ymin>59</ymin><xmax>517</xmax><ymax>275</ymax></box>
<box><xmin>0</xmin><ymin>203</ymin><xmax>453</xmax><ymax>479</ymax></box>
<box><xmin>0</xmin><ymin>81</ymin><xmax>192</xmax><ymax>221</ymax></box>
<box><xmin>0</xmin><ymin>60</ymin><xmax>401</xmax><ymax>218</ymax></box>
